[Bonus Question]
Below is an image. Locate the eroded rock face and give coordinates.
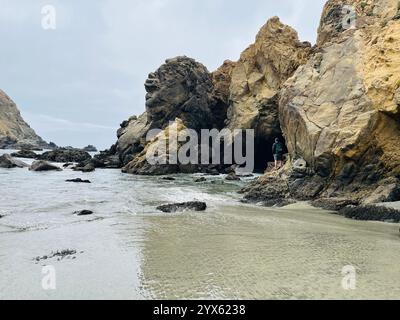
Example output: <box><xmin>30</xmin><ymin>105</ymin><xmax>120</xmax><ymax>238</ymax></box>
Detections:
<box><xmin>108</xmin><ymin>56</ymin><xmax>221</xmax><ymax>169</ymax></box>
<box><xmin>244</xmin><ymin>0</ymin><xmax>400</xmax><ymax>204</ymax></box>
<box><xmin>279</xmin><ymin>0</ymin><xmax>400</xmax><ymax>193</ymax></box>
<box><xmin>0</xmin><ymin>90</ymin><xmax>51</xmax><ymax>149</ymax></box>
<box><xmin>226</xmin><ymin>17</ymin><xmax>311</xmax><ymax>137</ymax></box>
<box><xmin>145</xmin><ymin>56</ymin><xmax>215</xmax><ymax>130</ymax></box>
<box><xmin>122</xmin><ymin>118</ymin><xmax>198</xmax><ymax>175</ymax></box>
<box><xmin>317</xmin><ymin>0</ymin><xmax>399</xmax><ymax>46</ymax></box>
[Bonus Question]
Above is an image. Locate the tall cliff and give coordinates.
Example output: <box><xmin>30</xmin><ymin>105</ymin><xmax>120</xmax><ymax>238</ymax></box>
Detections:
<box><xmin>0</xmin><ymin>90</ymin><xmax>50</xmax><ymax>149</ymax></box>
<box><xmin>244</xmin><ymin>0</ymin><xmax>400</xmax><ymax>206</ymax></box>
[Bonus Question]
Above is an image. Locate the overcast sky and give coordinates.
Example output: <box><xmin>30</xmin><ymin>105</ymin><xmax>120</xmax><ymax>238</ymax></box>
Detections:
<box><xmin>0</xmin><ymin>0</ymin><xmax>326</xmax><ymax>149</ymax></box>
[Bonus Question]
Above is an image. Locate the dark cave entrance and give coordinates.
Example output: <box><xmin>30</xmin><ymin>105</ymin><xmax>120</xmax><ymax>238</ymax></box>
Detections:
<box><xmin>253</xmin><ymin>133</ymin><xmax>287</xmax><ymax>173</ymax></box>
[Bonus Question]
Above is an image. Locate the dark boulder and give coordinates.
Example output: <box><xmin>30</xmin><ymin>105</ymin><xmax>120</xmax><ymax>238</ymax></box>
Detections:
<box><xmin>66</xmin><ymin>178</ymin><xmax>91</xmax><ymax>183</ymax></box>
<box><xmin>10</xmin><ymin>149</ymin><xmax>38</xmax><ymax>159</ymax></box>
<box><xmin>311</xmin><ymin>198</ymin><xmax>360</xmax><ymax>211</ymax></box>
<box><xmin>161</xmin><ymin>177</ymin><xmax>176</xmax><ymax>181</ymax></box>
<box><xmin>73</xmin><ymin>210</ymin><xmax>94</xmax><ymax>216</ymax></box>
<box><xmin>39</xmin><ymin>148</ymin><xmax>91</xmax><ymax>163</ymax></box>
<box><xmin>91</xmin><ymin>147</ymin><xmax>121</xmax><ymax>168</ymax></box>
<box><xmin>29</xmin><ymin>160</ymin><xmax>62</xmax><ymax>172</ymax></box>
<box><xmin>156</xmin><ymin>201</ymin><xmax>207</xmax><ymax>213</ymax></box>
<box><xmin>72</xmin><ymin>162</ymin><xmax>95</xmax><ymax>173</ymax></box>
<box><xmin>225</xmin><ymin>173</ymin><xmax>241</xmax><ymax>181</ymax></box>
<box><xmin>339</xmin><ymin>205</ymin><xmax>400</xmax><ymax>223</ymax></box>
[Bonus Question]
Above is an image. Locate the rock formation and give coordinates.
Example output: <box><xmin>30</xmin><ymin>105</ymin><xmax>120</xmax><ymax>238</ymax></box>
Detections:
<box><xmin>243</xmin><ymin>0</ymin><xmax>400</xmax><ymax>207</ymax></box>
<box><xmin>100</xmin><ymin>56</ymin><xmax>230</xmax><ymax>174</ymax></box>
<box><xmin>102</xmin><ymin>0</ymin><xmax>400</xmax><ymax>213</ymax></box>
<box><xmin>39</xmin><ymin>148</ymin><xmax>92</xmax><ymax>163</ymax></box>
<box><xmin>156</xmin><ymin>201</ymin><xmax>207</xmax><ymax>213</ymax></box>
<box><xmin>0</xmin><ymin>90</ymin><xmax>52</xmax><ymax>149</ymax></box>
<box><xmin>29</xmin><ymin>160</ymin><xmax>62</xmax><ymax>172</ymax></box>
<box><xmin>82</xmin><ymin>145</ymin><xmax>97</xmax><ymax>152</ymax></box>
<box><xmin>10</xmin><ymin>149</ymin><xmax>38</xmax><ymax>159</ymax></box>
<box><xmin>226</xmin><ymin>17</ymin><xmax>312</xmax><ymax>169</ymax></box>
<box><xmin>102</xmin><ymin>18</ymin><xmax>312</xmax><ymax>174</ymax></box>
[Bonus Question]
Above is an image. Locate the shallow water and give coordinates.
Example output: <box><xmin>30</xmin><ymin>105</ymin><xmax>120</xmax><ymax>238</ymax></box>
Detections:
<box><xmin>0</xmin><ymin>150</ymin><xmax>399</xmax><ymax>299</ymax></box>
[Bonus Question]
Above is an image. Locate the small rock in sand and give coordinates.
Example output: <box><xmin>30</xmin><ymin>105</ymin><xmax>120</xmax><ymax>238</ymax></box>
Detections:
<box><xmin>225</xmin><ymin>173</ymin><xmax>241</xmax><ymax>181</ymax></box>
<box><xmin>63</xmin><ymin>162</ymin><xmax>74</xmax><ymax>168</ymax></box>
<box><xmin>157</xmin><ymin>201</ymin><xmax>207</xmax><ymax>213</ymax></box>
<box><xmin>66</xmin><ymin>178</ymin><xmax>91</xmax><ymax>183</ymax></box>
<box><xmin>74</xmin><ymin>210</ymin><xmax>94</xmax><ymax>216</ymax></box>
<box><xmin>161</xmin><ymin>177</ymin><xmax>176</xmax><ymax>181</ymax></box>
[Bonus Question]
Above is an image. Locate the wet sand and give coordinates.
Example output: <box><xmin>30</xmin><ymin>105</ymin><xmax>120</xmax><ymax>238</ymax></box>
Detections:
<box><xmin>1</xmin><ymin>150</ymin><xmax>400</xmax><ymax>299</ymax></box>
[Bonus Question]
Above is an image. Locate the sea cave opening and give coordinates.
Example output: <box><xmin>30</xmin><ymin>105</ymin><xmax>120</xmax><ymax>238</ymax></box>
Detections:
<box><xmin>253</xmin><ymin>133</ymin><xmax>287</xmax><ymax>173</ymax></box>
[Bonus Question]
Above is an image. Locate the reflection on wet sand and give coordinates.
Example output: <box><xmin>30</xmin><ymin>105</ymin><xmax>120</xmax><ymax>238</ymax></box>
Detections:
<box><xmin>136</xmin><ymin>204</ymin><xmax>400</xmax><ymax>299</ymax></box>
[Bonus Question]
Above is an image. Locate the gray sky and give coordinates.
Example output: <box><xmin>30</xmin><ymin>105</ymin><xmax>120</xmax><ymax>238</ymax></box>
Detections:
<box><xmin>0</xmin><ymin>0</ymin><xmax>326</xmax><ymax>150</ymax></box>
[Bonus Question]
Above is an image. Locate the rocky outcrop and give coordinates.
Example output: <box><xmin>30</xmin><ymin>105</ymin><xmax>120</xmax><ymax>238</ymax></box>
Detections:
<box><xmin>98</xmin><ymin>56</ymin><xmax>219</xmax><ymax>171</ymax></box>
<box><xmin>122</xmin><ymin>118</ymin><xmax>189</xmax><ymax>175</ymax></box>
<box><xmin>39</xmin><ymin>148</ymin><xmax>92</xmax><ymax>163</ymax></box>
<box><xmin>29</xmin><ymin>160</ymin><xmax>62</xmax><ymax>172</ymax></box>
<box><xmin>115</xmin><ymin>56</ymin><xmax>231</xmax><ymax>174</ymax></box>
<box><xmin>0</xmin><ymin>90</ymin><xmax>52</xmax><ymax>150</ymax></box>
<box><xmin>82</xmin><ymin>145</ymin><xmax>97</xmax><ymax>152</ymax></box>
<box><xmin>104</xmin><ymin>18</ymin><xmax>312</xmax><ymax>174</ymax></box>
<box><xmin>101</xmin><ymin>0</ymin><xmax>400</xmax><ymax>220</ymax></box>
<box><xmin>72</xmin><ymin>162</ymin><xmax>95</xmax><ymax>173</ymax></box>
<box><xmin>144</xmin><ymin>56</ymin><xmax>216</xmax><ymax>130</ymax></box>
<box><xmin>10</xmin><ymin>149</ymin><xmax>38</xmax><ymax>159</ymax></box>
<box><xmin>226</xmin><ymin>17</ymin><xmax>311</xmax><ymax>132</ymax></box>
<box><xmin>243</xmin><ymin>0</ymin><xmax>400</xmax><ymax>209</ymax></box>
<box><xmin>0</xmin><ymin>154</ymin><xmax>29</xmax><ymax>168</ymax></box>
<box><xmin>225</xmin><ymin>17</ymin><xmax>312</xmax><ymax>168</ymax></box>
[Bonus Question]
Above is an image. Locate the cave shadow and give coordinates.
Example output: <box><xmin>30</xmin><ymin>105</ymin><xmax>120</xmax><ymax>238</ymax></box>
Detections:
<box><xmin>254</xmin><ymin>134</ymin><xmax>288</xmax><ymax>173</ymax></box>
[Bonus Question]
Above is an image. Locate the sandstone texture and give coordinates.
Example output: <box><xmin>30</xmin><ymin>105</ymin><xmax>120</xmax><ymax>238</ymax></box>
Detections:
<box><xmin>243</xmin><ymin>0</ymin><xmax>400</xmax><ymax>210</ymax></box>
<box><xmin>226</xmin><ymin>17</ymin><xmax>311</xmax><ymax>143</ymax></box>
<box><xmin>103</xmin><ymin>18</ymin><xmax>313</xmax><ymax>174</ymax></box>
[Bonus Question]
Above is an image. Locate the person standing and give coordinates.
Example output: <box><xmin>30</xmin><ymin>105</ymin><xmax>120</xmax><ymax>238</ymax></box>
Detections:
<box><xmin>272</xmin><ymin>138</ymin><xmax>284</xmax><ymax>170</ymax></box>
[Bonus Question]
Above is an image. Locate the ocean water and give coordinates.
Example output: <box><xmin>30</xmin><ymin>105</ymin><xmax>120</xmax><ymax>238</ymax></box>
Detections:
<box><xmin>0</xmin><ymin>150</ymin><xmax>400</xmax><ymax>300</ymax></box>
